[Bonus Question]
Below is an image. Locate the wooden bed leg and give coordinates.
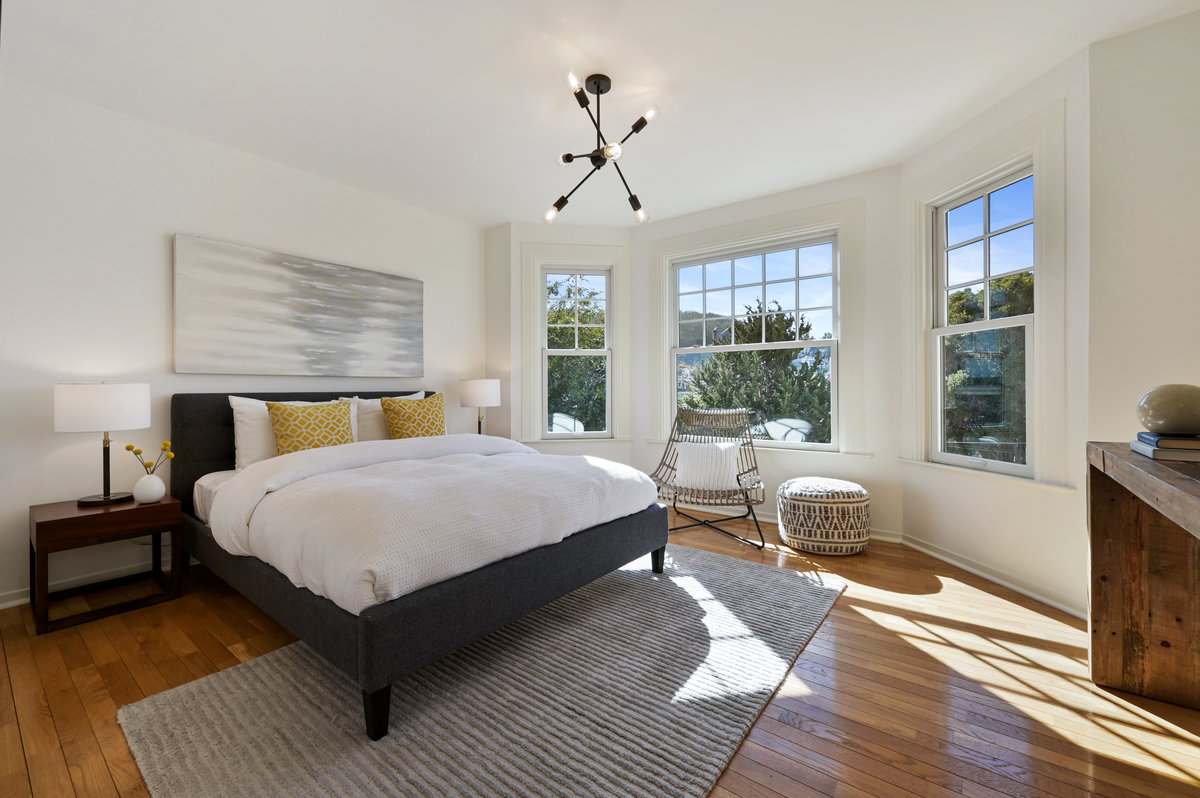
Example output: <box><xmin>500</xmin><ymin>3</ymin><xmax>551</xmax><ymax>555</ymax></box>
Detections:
<box><xmin>651</xmin><ymin>545</ymin><xmax>666</xmax><ymax>574</ymax></box>
<box><xmin>363</xmin><ymin>685</ymin><xmax>392</xmax><ymax>741</ymax></box>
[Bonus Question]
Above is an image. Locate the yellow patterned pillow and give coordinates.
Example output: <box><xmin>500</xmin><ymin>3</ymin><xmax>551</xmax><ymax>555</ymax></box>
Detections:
<box><xmin>266</xmin><ymin>399</ymin><xmax>355</xmax><ymax>455</ymax></box>
<box><xmin>381</xmin><ymin>393</ymin><xmax>446</xmax><ymax>439</ymax></box>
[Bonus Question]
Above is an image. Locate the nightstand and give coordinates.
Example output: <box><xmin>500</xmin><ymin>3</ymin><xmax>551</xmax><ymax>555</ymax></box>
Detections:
<box><xmin>28</xmin><ymin>496</ymin><xmax>182</xmax><ymax>634</ymax></box>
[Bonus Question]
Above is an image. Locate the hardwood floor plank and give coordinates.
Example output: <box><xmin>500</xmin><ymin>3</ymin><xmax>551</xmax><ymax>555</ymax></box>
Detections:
<box><xmin>0</xmin><ymin>721</ymin><xmax>32</xmax><ymax>798</ymax></box>
<box><xmin>27</xmin><ymin>633</ymin><xmax>118</xmax><ymax>798</ymax></box>
<box><xmin>789</xmin><ymin>642</ymin><xmax>1200</xmax><ymax>781</ymax></box>
<box><xmin>715</xmin><ymin>764</ymin><xmax>811</xmax><ymax>798</ymax></box>
<box><xmin>0</xmin><ymin>613</ymin><xmax>32</xmax><ymax>798</ymax></box>
<box><xmin>118</xmin><ymin>611</ymin><xmax>196</xmax><ymax>690</ymax></box>
<box><xmin>68</xmin><ymin>664</ymin><xmax>149</xmax><ymax>798</ymax></box>
<box><xmin>738</xmin><ymin>734</ymin><xmax>922</xmax><ymax>798</ymax></box>
<box><xmin>136</xmin><ymin>606</ymin><xmax>217</xmax><ymax>681</ymax></box>
<box><xmin>94</xmin><ymin>618</ymin><xmax>169</xmax><ymax>698</ymax></box>
<box><xmin>1</xmin><ymin>618</ymin><xmax>75</xmax><ymax>798</ymax></box>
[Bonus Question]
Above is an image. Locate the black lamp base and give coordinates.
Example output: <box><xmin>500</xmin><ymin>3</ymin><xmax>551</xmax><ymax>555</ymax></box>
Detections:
<box><xmin>77</xmin><ymin>492</ymin><xmax>134</xmax><ymax>507</ymax></box>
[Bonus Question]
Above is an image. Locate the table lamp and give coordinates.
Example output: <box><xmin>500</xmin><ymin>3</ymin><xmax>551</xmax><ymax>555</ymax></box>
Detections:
<box><xmin>54</xmin><ymin>382</ymin><xmax>151</xmax><ymax>506</ymax></box>
<box><xmin>459</xmin><ymin>378</ymin><xmax>501</xmax><ymax>434</ymax></box>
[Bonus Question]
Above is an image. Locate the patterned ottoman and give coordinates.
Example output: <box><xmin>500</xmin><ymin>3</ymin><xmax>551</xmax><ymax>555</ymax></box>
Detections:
<box><xmin>777</xmin><ymin>477</ymin><xmax>870</xmax><ymax>555</ymax></box>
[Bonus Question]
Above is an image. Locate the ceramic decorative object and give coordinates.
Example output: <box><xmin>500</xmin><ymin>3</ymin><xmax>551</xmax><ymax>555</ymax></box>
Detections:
<box><xmin>1136</xmin><ymin>384</ymin><xmax>1200</xmax><ymax>435</ymax></box>
<box><xmin>133</xmin><ymin>473</ymin><xmax>166</xmax><ymax>504</ymax></box>
<box><xmin>125</xmin><ymin>440</ymin><xmax>176</xmax><ymax>503</ymax></box>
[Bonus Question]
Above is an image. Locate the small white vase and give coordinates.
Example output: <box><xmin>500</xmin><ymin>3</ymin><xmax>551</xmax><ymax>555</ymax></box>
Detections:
<box><xmin>133</xmin><ymin>473</ymin><xmax>166</xmax><ymax>504</ymax></box>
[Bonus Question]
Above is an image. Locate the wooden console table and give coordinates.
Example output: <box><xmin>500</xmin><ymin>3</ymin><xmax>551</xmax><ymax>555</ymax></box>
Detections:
<box><xmin>1087</xmin><ymin>441</ymin><xmax>1200</xmax><ymax>708</ymax></box>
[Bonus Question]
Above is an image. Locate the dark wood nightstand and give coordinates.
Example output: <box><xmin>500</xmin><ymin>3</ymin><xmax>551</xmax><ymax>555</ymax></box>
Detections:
<box><xmin>28</xmin><ymin>496</ymin><xmax>183</xmax><ymax>634</ymax></box>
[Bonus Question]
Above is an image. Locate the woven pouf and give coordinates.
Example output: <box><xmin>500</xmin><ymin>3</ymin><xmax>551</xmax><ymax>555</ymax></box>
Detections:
<box><xmin>777</xmin><ymin>477</ymin><xmax>870</xmax><ymax>555</ymax></box>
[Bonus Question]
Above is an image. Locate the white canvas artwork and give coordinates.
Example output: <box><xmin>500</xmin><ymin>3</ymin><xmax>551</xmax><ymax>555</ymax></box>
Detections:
<box><xmin>174</xmin><ymin>235</ymin><xmax>423</xmax><ymax>377</ymax></box>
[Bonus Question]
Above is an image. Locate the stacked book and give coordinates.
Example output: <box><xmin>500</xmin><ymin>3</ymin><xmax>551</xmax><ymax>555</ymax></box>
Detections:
<box><xmin>1130</xmin><ymin>432</ymin><xmax>1200</xmax><ymax>462</ymax></box>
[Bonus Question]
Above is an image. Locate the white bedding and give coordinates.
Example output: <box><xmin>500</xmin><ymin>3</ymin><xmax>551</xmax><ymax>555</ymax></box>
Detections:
<box><xmin>193</xmin><ymin>469</ymin><xmax>237</xmax><ymax>523</ymax></box>
<box><xmin>207</xmin><ymin>435</ymin><xmax>658</xmax><ymax>615</ymax></box>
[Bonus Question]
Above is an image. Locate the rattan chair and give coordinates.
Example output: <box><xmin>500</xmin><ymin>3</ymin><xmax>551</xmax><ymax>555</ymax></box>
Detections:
<box><xmin>650</xmin><ymin>408</ymin><xmax>766</xmax><ymax>549</ymax></box>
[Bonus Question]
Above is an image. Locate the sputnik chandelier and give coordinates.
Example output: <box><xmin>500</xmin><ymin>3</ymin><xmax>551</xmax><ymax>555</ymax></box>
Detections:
<box><xmin>544</xmin><ymin>72</ymin><xmax>657</xmax><ymax>224</ymax></box>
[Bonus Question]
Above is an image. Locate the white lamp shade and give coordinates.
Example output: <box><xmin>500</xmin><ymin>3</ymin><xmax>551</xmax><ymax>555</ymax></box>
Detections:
<box><xmin>54</xmin><ymin>383</ymin><xmax>152</xmax><ymax>432</ymax></box>
<box><xmin>459</xmin><ymin>378</ymin><xmax>501</xmax><ymax>409</ymax></box>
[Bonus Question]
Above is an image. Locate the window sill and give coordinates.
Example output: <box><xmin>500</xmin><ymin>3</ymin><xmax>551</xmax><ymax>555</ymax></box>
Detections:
<box><xmin>643</xmin><ymin>439</ymin><xmax>872</xmax><ymax>458</ymax></box>
<box><xmin>522</xmin><ymin>437</ymin><xmax>632</xmax><ymax>445</ymax></box>
<box><xmin>898</xmin><ymin>457</ymin><xmax>1077</xmax><ymax>494</ymax></box>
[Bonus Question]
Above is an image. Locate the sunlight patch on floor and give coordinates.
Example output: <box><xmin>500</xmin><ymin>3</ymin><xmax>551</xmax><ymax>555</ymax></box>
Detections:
<box><xmin>851</xmin><ymin>603</ymin><xmax>1200</xmax><ymax>785</ymax></box>
<box><xmin>668</xmin><ymin>575</ymin><xmax>790</xmax><ymax>703</ymax></box>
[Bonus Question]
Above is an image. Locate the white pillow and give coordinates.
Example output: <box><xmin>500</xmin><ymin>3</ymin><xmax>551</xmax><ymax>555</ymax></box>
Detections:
<box><xmin>673</xmin><ymin>441</ymin><xmax>743</xmax><ymax>491</ymax></box>
<box><xmin>229</xmin><ymin>396</ymin><xmax>356</xmax><ymax>469</ymax></box>
<box><xmin>348</xmin><ymin>393</ymin><xmax>423</xmax><ymax>441</ymax></box>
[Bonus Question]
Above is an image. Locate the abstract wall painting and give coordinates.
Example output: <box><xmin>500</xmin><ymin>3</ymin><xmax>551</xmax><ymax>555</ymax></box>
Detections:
<box><xmin>173</xmin><ymin>234</ymin><xmax>423</xmax><ymax>377</ymax></box>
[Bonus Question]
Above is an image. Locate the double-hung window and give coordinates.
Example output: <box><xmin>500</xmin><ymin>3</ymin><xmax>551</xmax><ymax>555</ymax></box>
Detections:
<box><xmin>544</xmin><ymin>270</ymin><xmax>610</xmax><ymax>437</ymax></box>
<box><xmin>672</xmin><ymin>237</ymin><xmax>837</xmax><ymax>446</ymax></box>
<box><xmin>932</xmin><ymin>168</ymin><xmax>1034</xmax><ymax>474</ymax></box>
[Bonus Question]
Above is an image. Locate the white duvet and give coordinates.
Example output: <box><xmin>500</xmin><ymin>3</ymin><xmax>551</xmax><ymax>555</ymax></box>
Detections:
<box><xmin>207</xmin><ymin>435</ymin><xmax>658</xmax><ymax>615</ymax></box>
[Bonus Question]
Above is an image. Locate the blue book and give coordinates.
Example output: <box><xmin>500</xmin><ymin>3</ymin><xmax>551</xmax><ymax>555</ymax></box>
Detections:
<box><xmin>1136</xmin><ymin>431</ymin><xmax>1200</xmax><ymax>450</ymax></box>
<box><xmin>1130</xmin><ymin>440</ymin><xmax>1200</xmax><ymax>461</ymax></box>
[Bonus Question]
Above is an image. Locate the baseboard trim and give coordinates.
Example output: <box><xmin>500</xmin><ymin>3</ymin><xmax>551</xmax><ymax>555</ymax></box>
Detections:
<box><xmin>902</xmin><ymin>533</ymin><xmax>1085</xmax><ymax>619</ymax></box>
<box><xmin>669</xmin><ymin>502</ymin><xmax>1081</xmax><ymax>618</ymax></box>
<box><xmin>0</xmin><ymin>560</ymin><xmax>162</xmax><ymax>611</ymax></box>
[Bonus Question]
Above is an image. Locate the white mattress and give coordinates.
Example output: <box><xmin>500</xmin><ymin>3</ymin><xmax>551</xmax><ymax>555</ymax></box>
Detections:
<box><xmin>193</xmin><ymin>469</ymin><xmax>237</xmax><ymax>523</ymax></box>
<box><xmin>206</xmin><ymin>436</ymin><xmax>658</xmax><ymax>614</ymax></box>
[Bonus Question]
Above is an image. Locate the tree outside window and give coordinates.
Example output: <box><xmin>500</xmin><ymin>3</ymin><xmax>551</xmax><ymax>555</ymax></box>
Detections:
<box><xmin>673</xmin><ymin>240</ymin><xmax>836</xmax><ymax>446</ymax></box>
<box><xmin>545</xmin><ymin>272</ymin><xmax>609</xmax><ymax>436</ymax></box>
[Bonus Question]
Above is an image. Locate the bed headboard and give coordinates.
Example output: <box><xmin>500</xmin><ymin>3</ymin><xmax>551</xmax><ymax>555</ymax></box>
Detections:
<box><xmin>170</xmin><ymin>391</ymin><xmax>433</xmax><ymax>517</ymax></box>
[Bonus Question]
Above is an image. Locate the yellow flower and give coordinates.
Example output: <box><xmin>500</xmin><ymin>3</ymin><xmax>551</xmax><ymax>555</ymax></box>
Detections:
<box><xmin>133</xmin><ymin>449</ymin><xmax>143</xmax><ymax>456</ymax></box>
<box><xmin>166</xmin><ymin>452</ymin><xmax>175</xmax><ymax>459</ymax></box>
<box><xmin>125</xmin><ymin>444</ymin><xmax>135</xmax><ymax>451</ymax></box>
<box><xmin>144</xmin><ymin>461</ymin><xmax>154</xmax><ymax>469</ymax></box>
<box><xmin>163</xmin><ymin>440</ymin><xmax>171</xmax><ymax>447</ymax></box>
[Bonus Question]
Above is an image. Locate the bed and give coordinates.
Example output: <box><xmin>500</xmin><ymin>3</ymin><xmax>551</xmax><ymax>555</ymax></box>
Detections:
<box><xmin>170</xmin><ymin>391</ymin><xmax>668</xmax><ymax>740</ymax></box>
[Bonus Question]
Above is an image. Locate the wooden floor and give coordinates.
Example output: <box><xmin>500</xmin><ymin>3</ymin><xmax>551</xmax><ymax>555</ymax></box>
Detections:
<box><xmin>4</xmin><ymin>513</ymin><xmax>1200</xmax><ymax>797</ymax></box>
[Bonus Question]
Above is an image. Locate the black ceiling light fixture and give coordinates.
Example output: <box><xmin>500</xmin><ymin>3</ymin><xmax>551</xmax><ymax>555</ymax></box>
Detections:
<box><xmin>544</xmin><ymin>72</ymin><xmax>657</xmax><ymax>224</ymax></box>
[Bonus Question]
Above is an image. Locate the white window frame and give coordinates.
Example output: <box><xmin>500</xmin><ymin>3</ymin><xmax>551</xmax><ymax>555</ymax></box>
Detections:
<box><xmin>542</xmin><ymin>267</ymin><xmax>613</xmax><ymax>439</ymax></box>
<box><xmin>929</xmin><ymin>166</ymin><xmax>1036</xmax><ymax>477</ymax></box>
<box><xmin>670</xmin><ymin>235</ymin><xmax>840</xmax><ymax>451</ymax></box>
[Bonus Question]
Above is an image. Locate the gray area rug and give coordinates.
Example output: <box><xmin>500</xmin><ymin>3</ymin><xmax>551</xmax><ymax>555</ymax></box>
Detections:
<box><xmin>119</xmin><ymin>544</ymin><xmax>844</xmax><ymax>797</ymax></box>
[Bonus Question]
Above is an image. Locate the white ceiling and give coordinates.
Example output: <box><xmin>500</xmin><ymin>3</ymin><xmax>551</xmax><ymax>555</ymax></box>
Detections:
<box><xmin>3</xmin><ymin>0</ymin><xmax>1198</xmax><ymax>228</ymax></box>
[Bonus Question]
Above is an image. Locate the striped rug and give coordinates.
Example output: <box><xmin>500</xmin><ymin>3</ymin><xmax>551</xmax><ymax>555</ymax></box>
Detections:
<box><xmin>119</xmin><ymin>544</ymin><xmax>843</xmax><ymax>797</ymax></box>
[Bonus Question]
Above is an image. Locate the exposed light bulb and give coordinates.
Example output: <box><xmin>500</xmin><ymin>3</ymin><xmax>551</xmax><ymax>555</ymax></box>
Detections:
<box><xmin>628</xmin><ymin>194</ymin><xmax>646</xmax><ymax>223</ymax></box>
<box><xmin>602</xmin><ymin>142</ymin><xmax>623</xmax><ymax>160</ymax></box>
<box><xmin>567</xmin><ymin>73</ymin><xmax>582</xmax><ymax>92</ymax></box>
<box><xmin>643</xmin><ymin>106</ymin><xmax>658</xmax><ymax>123</ymax></box>
<box><xmin>544</xmin><ymin>196</ymin><xmax>569</xmax><ymax>223</ymax></box>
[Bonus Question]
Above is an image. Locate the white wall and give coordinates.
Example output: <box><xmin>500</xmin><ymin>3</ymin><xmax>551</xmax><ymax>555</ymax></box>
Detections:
<box><xmin>895</xmin><ymin>51</ymin><xmax>1092</xmax><ymax>615</ymax></box>
<box><xmin>484</xmin><ymin>221</ymin><xmax>635</xmax><ymax>464</ymax></box>
<box><xmin>1088</xmin><ymin>11</ymin><xmax>1200</xmax><ymax>439</ymax></box>
<box><xmin>0</xmin><ymin>76</ymin><xmax>485</xmax><ymax>605</ymax></box>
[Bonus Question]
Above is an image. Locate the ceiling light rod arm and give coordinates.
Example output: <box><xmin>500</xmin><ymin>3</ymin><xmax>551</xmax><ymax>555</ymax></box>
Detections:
<box><xmin>612</xmin><ymin>161</ymin><xmax>636</xmax><ymax>197</ymax></box>
<box><xmin>584</xmin><ymin>103</ymin><xmax>608</xmax><ymax>147</ymax></box>
<box><xmin>563</xmin><ymin>165</ymin><xmax>601</xmax><ymax>201</ymax></box>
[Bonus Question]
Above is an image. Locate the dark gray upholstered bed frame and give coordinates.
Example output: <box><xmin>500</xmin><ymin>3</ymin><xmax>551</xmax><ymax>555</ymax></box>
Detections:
<box><xmin>170</xmin><ymin>391</ymin><xmax>668</xmax><ymax>740</ymax></box>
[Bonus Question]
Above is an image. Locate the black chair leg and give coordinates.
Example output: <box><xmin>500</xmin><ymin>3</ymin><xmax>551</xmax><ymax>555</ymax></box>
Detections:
<box><xmin>669</xmin><ymin>500</ymin><xmax>766</xmax><ymax>550</ymax></box>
